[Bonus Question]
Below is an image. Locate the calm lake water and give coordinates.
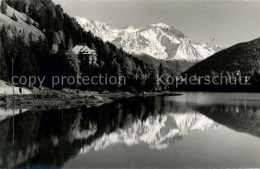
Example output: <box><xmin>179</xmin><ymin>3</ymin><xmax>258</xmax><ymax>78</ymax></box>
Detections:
<box><xmin>0</xmin><ymin>92</ymin><xmax>260</xmax><ymax>169</ymax></box>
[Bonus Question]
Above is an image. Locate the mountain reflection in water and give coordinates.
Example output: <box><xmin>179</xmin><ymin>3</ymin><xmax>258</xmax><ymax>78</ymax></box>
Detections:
<box><xmin>0</xmin><ymin>93</ymin><xmax>259</xmax><ymax>169</ymax></box>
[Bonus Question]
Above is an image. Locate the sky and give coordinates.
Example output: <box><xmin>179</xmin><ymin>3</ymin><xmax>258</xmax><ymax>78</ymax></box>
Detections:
<box><xmin>53</xmin><ymin>0</ymin><xmax>260</xmax><ymax>47</ymax></box>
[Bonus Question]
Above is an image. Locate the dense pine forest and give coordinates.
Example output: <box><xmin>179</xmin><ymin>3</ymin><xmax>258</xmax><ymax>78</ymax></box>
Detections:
<box><xmin>0</xmin><ymin>0</ymin><xmax>160</xmax><ymax>92</ymax></box>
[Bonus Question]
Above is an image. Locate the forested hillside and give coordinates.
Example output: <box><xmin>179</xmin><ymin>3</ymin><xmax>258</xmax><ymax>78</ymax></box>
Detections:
<box><xmin>185</xmin><ymin>38</ymin><xmax>260</xmax><ymax>76</ymax></box>
<box><xmin>0</xmin><ymin>0</ymin><xmax>160</xmax><ymax>92</ymax></box>
<box><xmin>177</xmin><ymin>38</ymin><xmax>260</xmax><ymax>92</ymax></box>
<box><xmin>138</xmin><ymin>54</ymin><xmax>196</xmax><ymax>76</ymax></box>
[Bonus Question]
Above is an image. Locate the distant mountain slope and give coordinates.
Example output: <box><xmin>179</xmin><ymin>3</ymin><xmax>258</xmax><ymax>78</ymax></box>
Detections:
<box><xmin>137</xmin><ymin>54</ymin><xmax>195</xmax><ymax>76</ymax></box>
<box><xmin>184</xmin><ymin>38</ymin><xmax>260</xmax><ymax>76</ymax></box>
<box><xmin>76</xmin><ymin>17</ymin><xmax>222</xmax><ymax>62</ymax></box>
<box><xmin>0</xmin><ymin>2</ymin><xmax>43</xmax><ymax>40</ymax></box>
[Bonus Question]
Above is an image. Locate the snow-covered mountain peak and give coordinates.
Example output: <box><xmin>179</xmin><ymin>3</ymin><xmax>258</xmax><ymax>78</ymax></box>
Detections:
<box><xmin>122</xmin><ymin>25</ymin><xmax>137</xmax><ymax>30</ymax></box>
<box><xmin>149</xmin><ymin>23</ymin><xmax>171</xmax><ymax>28</ymax></box>
<box><xmin>76</xmin><ymin>17</ymin><xmax>222</xmax><ymax>61</ymax></box>
<box><xmin>76</xmin><ymin>16</ymin><xmax>113</xmax><ymax>29</ymax></box>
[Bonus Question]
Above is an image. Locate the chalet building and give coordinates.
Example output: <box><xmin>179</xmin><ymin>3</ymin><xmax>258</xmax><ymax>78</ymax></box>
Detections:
<box><xmin>72</xmin><ymin>45</ymin><xmax>97</xmax><ymax>65</ymax></box>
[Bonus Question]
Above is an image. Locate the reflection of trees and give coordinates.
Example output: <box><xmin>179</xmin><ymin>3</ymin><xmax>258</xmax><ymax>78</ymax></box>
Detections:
<box><xmin>194</xmin><ymin>105</ymin><xmax>260</xmax><ymax>138</ymax></box>
<box><xmin>0</xmin><ymin>96</ymin><xmax>169</xmax><ymax>168</ymax></box>
<box><xmin>1</xmin><ymin>96</ymin><xmax>257</xmax><ymax>168</ymax></box>
<box><xmin>0</xmin><ymin>109</ymin><xmax>84</xmax><ymax>168</ymax></box>
<box><xmin>0</xmin><ymin>110</ymin><xmax>42</xmax><ymax>168</ymax></box>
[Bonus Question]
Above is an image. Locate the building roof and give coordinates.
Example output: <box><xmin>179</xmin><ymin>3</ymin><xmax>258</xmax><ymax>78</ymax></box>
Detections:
<box><xmin>72</xmin><ymin>45</ymin><xmax>96</xmax><ymax>55</ymax></box>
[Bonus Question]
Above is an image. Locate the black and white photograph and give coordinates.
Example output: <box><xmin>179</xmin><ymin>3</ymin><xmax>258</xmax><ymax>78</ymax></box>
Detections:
<box><xmin>0</xmin><ymin>0</ymin><xmax>260</xmax><ymax>168</ymax></box>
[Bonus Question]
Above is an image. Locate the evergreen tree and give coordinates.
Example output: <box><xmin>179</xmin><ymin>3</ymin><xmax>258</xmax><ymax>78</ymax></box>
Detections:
<box><xmin>115</xmin><ymin>64</ymin><xmax>123</xmax><ymax>88</ymax></box>
<box><xmin>0</xmin><ymin>26</ymin><xmax>11</xmax><ymax>79</ymax></box>
<box><xmin>0</xmin><ymin>39</ymin><xmax>8</xmax><ymax>80</ymax></box>
<box><xmin>158</xmin><ymin>62</ymin><xmax>166</xmax><ymax>90</ymax></box>
<box><xmin>40</xmin><ymin>10</ymin><xmax>46</xmax><ymax>30</ymax></box>
<box><xmin>11</xmin><ymin>12</ymin><xmax>18</xmax><ymax>21</ymax></box>
<box><xmin>122</xmin><ymin>56</ymin><xmax>133</xmax><ymax>78</ymax></box>
<box><xmin>145</xmin><ymin>65</ymin><xmax>158</xmax><ymax>91</ymax></box>
<box><xmin>1</xmin><ymin>0</ymin><xmax>7</xmax><ymax>14</ymax></box>
<box><xmin>45</xmin><ymin>6</ymin><xmax>56</xmax><ymax>31</ymax></box>
<box><xmin>54</xmin><ymin>5</ymin><xmax>64</xmax><ymax>31</ymax></box>
<box><xmin>159</xmin><ymin>62</ymin><xmax>164</xmax><ymax>76</ymax></box>
<box><xmin>0</xmin><ymin>26</ymin><xmax>9</xmax><ymax>54</ymax></box>
<box><xmin>158</xmin><ymin>62</ymin><xmax>165</xmax><ymax>90</ymax></box>
<box><xmin>12</xmin><ymin>0</ymin><xmax>25</xmax><ymax>12</ymax></box>
<box><xmin>67</xmin><ymin>38</ymin><xmax>73</xmax><ymax>51</ymax></box>
<box><xmin>91</xmin><ymin>43</ymin><xmax>96</xmax><ymax>51</ymax></box>
<box><xmin>253</xmin><ymin>68</ymin><xmax>260</xmax><ymax>82</ymax></box>
<box><xmin>26</xmin><ymin>15</ymin><xmax>31</xmax><ymax>25</ymax></box>
<box><xmin>9</xmin><ymin>35</ymin><xmax>39</xmax><ymax>86</ymax></box>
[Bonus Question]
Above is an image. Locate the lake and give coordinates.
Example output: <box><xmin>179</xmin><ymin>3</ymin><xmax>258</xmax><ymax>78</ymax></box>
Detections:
<box><xmin>0</xmin><ymin>92</ymin><xmax>259</xmax><ymax>169</ymax></box>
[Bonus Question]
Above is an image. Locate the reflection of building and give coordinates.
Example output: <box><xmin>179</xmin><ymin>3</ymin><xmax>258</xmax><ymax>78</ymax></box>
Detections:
<box><xmin>72</xmin><ymin>45</ymin><xmax>97</xmax><ymax>65</ymax></box>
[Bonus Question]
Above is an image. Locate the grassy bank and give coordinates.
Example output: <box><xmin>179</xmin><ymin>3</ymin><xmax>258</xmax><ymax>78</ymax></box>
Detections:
<box><xmin>0</xmin><ymin>90</ymin><xmax>113</xmax><ymax>110</ymax></box>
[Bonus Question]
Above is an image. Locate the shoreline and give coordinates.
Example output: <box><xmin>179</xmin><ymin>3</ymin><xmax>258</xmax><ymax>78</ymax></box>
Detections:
<box><xmin>0</xmin><ymin>89</ymin><xmax>182</xmax><ymax>110</ymax></box>
<box><xmin>0</xmin><ymin>90</ymin><xmax>113</xmax><ymax>110</ymax></box>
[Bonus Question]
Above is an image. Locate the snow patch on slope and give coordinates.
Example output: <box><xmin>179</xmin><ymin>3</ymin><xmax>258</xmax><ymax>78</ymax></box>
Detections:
<box><xmin>0</xmin><ymin>80</ymin><xmax>32</xmax><ymax>95</ymax></box>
